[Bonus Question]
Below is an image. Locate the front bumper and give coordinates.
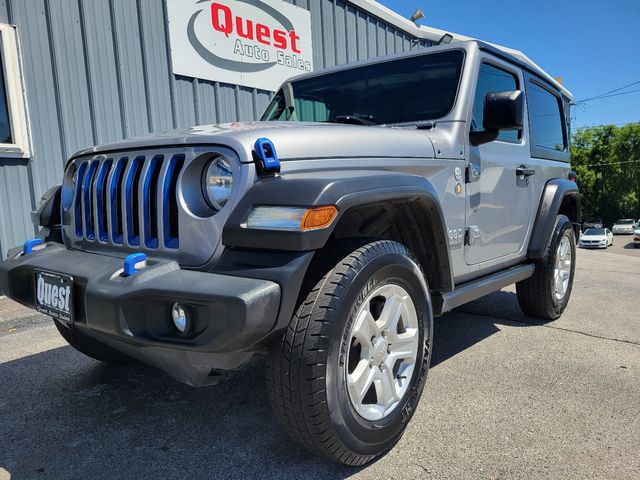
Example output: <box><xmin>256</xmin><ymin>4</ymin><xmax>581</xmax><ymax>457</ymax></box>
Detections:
<box><xmin>579</xmin><ymin>243</ymin><xmax>607</xmax><ymax>249</ymax></box>
<box><xmin>0</xmin><ymin>243</ymin><xmax>281</xmax><ymax>386</ymax></box>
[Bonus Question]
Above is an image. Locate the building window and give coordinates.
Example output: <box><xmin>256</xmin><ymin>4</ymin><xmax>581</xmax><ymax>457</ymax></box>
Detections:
<box><xmin>0</xmin><ymin>24</ymin><xmax>30</xmax><ymax>158</ymax></box>
<box><xmin>471</xmin><ymin>63</ymin><xmax>521</xmax><ymax>143</ymax></box>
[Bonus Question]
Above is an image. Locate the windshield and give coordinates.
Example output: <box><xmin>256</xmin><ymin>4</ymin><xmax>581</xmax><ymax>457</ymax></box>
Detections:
<box><xmin>617</xmin><ymin>219</ymin><xmax>635</xmax><ymax>224</ymax></box>
<box><xmin>585</xmin><ymin>228</ymin><xmax>605</xmax><ymax>235</ymax></box>
<box><xmin>261</xmin><ymin>50</ymin><xmax>465</xmax><ymax>125</ymax></box>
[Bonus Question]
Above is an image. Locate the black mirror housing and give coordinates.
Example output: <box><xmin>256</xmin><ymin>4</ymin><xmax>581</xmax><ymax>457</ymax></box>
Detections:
<box><xmin>483</xmin><ymin>90</ymin><xmax>524</xmax><ymax>131</ymax></box>
<box><xmin>470</xmin><ymin>90</ymin><xmax>524</xmax><ymax>146</ymax></box>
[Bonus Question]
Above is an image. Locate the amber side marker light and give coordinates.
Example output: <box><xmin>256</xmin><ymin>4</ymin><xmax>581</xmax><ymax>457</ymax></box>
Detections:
<box><xmin>244</xmin><ymin>206</ymin><xmax>338</xmax><ymax>231</ymax></box>
<box><xmin>301</xmin><ymin>206</ymin><xmax>338</xmax><ymax>231</ymax></box>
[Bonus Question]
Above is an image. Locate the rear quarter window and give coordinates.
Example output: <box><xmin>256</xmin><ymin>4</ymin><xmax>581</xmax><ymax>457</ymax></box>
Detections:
<box><xmin>526</xmin><ymin>76</ymin><xmax>569</xmax><ymax>161</ymax></box>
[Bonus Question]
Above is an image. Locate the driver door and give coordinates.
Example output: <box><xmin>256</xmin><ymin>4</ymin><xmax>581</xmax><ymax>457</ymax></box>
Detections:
<box><xmin>465</xmin><ymin>61</ymin><xmax>534</xmax><ymax>266</ymax></box>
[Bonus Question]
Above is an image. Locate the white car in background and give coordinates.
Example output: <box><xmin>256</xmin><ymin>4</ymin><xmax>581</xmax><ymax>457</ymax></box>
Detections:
<box><xmin>612</xmin><ymin>219</ymin><xmax>637</xmax><ymax>235</ymax></box>
<box><xmin>579</xmin><ymin>227</ymin><xmax>614</xmax><ymax>249</ymax></box>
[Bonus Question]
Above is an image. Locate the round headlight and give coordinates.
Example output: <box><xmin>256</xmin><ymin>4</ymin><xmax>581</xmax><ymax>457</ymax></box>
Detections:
<box><xmin>202</xmin><ymin>156</ymin><xmax>233</xmax><ymax>211</ymax></box>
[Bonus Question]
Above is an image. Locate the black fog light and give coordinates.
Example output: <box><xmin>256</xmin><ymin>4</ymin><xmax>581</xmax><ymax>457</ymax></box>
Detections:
<box><xmin>171</xmin><ymin>303</ymin><xmax>190</xmax><ymax>334</ymax></box>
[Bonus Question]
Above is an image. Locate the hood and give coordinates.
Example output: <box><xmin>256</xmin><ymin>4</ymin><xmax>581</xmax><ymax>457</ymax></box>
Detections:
<box><xmin>70</xmin><ymin>122</ymin><xmax>437</xmax><ymax>163</ymax></box>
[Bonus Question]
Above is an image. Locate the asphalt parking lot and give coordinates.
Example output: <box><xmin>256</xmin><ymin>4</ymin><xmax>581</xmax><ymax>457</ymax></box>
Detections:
<box><xmin>1</xmin><ymin>247</ymin><xmax>638</xmax><ymax>480</ymax></box>
<box><xmin>606</xmin><ymin>235</ymin><xmax>639</xmax><ymax>257</ymax></box>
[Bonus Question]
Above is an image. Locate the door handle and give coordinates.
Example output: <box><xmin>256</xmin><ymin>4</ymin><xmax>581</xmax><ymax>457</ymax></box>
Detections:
<box><xmin>516</xmin><ymin>166</ymin><xmax>536</xmax><ymax>177</ymax></box>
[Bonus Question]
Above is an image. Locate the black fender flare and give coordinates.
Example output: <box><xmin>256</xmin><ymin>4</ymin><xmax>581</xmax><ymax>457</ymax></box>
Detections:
<box><xmin>528</xmin><ymin>179</ymin><xmax>580</xmax><ymax>258</ymax></box>
<box><xmin>31</xmin><ymin>185</ymin><xmax>61</xmax><ymax>229</ymax></box>
<box><xmin>222</xmin><ymin>170</ymin><xmax>453</xmax><ymax>291</ymax></box>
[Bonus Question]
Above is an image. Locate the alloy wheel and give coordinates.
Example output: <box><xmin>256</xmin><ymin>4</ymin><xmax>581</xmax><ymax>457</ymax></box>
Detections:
<box><xmin>553</xmin><ymin>235</ymin><xmax>572</xmax><ymax>302</ymax></box>
<box><xmin>346</xmin><ymin>283</ymin><xmax>419</xmax><ymax>421</ymax></box>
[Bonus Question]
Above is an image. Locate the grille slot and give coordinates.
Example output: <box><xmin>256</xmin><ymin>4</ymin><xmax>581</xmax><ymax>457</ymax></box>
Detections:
<box><xmin>126</xmin><ymin>157</ymin><xmax>144</xmax><ymax>246</ymax></box>
<box><xmin>164</xmin><ymin>155</ymin><xmax>185</xmax><ymax>248</ymax></box>
<box><xmin>74</xmin><ymin>162</ymin><xmax>87</xmax><ymax>237</ymax></box>
<box><xmin>110</xmin><ymin>158</ymin><xmax>128</xmax><ymax>244</ymax></box>
<box><xmin>70</xmin><ymin>152</ymin><xmax>185</xmax><ymax>252</ymax></box>
<box><xmin>95</xmin><ymin>159</ymin><xmax>113</xmax><ymax>242</ymax></box>
<box><xmin>83</xmin><ymin>161</ymin><xmax>99</xmax><ymax>240</ymax></box>
<box><xmin>144</xmin><ymin>156</ymin><xmax>163</xmax><ymax>248</ymax></box>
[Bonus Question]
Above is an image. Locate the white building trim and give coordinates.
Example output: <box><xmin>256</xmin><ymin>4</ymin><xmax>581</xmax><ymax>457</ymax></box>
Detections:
<box><xmin>0</xmin><ymin>24</ymin><xmax>31</xmax><ymax>158</ymax></box>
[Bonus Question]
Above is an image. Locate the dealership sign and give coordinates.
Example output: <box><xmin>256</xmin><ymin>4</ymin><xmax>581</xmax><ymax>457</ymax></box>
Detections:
<box><xmin>167</xmin><ymin>0</ymin><xmax>314</xmax><ymax>91</ymax></box>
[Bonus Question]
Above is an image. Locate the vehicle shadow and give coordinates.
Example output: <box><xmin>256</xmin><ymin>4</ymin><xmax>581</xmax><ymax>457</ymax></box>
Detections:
<box><xmin>623</xmin><ymin>241</ymin><xmax>638</xmax><ymax>250</ymax></box>
<box><xmin>0</xmin><ymin>290</ymin><xmax>533</xmax><ymax>480</ymax></box>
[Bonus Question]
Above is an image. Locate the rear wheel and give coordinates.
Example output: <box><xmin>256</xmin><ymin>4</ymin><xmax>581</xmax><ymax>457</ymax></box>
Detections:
<box><xmin>54</xmin><ymin>319</ymin><xmax>131</xmax><ymax>364</ymax></box>
<box><xmin>267</xmin><ymin>240</ymin><xmax>432</xmax><ymax>466</ymax></box>
<box><xmin>517</xmin><ymin>215</ymin><xmax>576</xmax><ymax>320</ymax></box>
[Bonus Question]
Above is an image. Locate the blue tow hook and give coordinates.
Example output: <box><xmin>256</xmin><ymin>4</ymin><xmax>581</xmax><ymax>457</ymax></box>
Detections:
<box><xmin>123</xmin><ymin>253</ymin><xmax>147</xmax><ymax>277</ymax></box>
<box><xmin>254</xmin><ymin>137</ymin><xmax>281</xmax><ymax>174</ymax></box>
<box><xmin>23</xmin><ymin>238</ymin><xmax>44</xmax><ymax>255</ymax></box>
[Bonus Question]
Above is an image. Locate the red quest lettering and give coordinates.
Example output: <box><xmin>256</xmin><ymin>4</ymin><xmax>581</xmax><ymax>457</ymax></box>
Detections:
<box><xmin>211</xmin><ymin>2</ymin><xmax>302</xmax><ymax>53</ymax></box>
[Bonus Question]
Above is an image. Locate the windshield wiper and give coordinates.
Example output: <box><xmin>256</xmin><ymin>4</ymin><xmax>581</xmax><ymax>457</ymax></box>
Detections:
<box><xmin>331</xmin><ymin>116</ymin><xmax>377</xmax><ymax>126</ymax></box>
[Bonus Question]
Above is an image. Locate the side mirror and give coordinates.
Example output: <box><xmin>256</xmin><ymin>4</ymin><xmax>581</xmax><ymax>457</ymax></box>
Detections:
<box><xmin>470</xmin><ymin>90</ymin><xmax>524</xmax><ymax>146</ymax></box>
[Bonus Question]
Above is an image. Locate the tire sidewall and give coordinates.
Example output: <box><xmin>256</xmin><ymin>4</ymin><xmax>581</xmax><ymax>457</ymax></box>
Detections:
<box><xmin>548</xmin><ymin>217</ymin><xmax>576</xmax><ymax>313</ymax></box>
<box><xmin>325</xmin><ymin>247</ymin><xmax>432</xmax><ymax>456</ymax></box>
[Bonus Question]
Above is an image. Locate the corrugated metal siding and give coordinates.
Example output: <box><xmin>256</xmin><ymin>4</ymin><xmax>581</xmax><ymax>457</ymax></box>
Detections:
<box><xmin>0</xmin><ymin>0</ymin><xmax>433</xmax><ymax>259</ymax></box>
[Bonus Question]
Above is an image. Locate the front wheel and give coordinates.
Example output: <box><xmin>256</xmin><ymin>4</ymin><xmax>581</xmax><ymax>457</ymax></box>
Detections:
<box><xmin>267</xmin><ymin>240</ymin><xmax>432</xmax><ymax>466</ymax></box>
<box><xmin>517</xmin><ymin>215</ymin><xmax>576</xmax><ymax>320</ymax></box>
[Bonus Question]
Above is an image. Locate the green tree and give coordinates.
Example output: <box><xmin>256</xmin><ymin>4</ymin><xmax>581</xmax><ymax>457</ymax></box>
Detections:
<box><xmin>570</xmin><ymin>123</ymin><xmax>640</xmax><ymax>226</ymax></box>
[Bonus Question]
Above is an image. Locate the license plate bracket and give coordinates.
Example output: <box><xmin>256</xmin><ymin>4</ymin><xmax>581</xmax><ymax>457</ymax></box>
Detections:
<box><xmin>34</xmin><ymin>270</ymin><xmax>74</xmax><ymax>323</ymax></box>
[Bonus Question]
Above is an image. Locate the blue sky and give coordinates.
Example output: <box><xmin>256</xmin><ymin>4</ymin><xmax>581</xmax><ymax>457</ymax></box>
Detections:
<box><xmin>377</xmin><ymin>0</ymin><xmax>640</xmax><ymax>128</ymax></box>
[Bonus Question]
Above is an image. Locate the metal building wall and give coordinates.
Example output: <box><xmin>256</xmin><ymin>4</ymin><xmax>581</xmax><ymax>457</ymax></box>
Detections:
<box><xmin>0</xmin><ymin>0</ymin><xmax>432</xmax><ymax>259</ymax></box>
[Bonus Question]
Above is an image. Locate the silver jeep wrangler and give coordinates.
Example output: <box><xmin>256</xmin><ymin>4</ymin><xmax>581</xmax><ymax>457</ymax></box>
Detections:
<box><xmin>0</xmin><ymin>40</ymin><xmax>580</xmax><ymax>465</ymax></box>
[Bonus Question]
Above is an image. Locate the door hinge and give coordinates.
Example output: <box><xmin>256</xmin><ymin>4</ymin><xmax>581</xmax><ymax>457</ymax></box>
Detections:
<box><xmin>465</xmin><ymin>226</ymin><xmax>481</xmax><ymax>246</ymax></box>
<box><xmin>466</xmin><ymin>163</ymin><xmax>481</xmax><ymax>183</ymax></box>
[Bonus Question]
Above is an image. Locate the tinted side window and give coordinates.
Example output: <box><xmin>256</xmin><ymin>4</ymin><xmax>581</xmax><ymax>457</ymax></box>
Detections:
<box><xmin>471</xmin><ymin>63</ymin><xmax>519</xmax><ymax>143</ymax></box>
<box><xmin>528</xmin><ymin>81</ymin><xmax>565</xmax><ymax>151</ymax></box>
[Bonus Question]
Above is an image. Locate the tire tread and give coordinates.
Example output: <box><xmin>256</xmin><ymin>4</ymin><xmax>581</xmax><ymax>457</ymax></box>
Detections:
<box><xmin>517</xmin><ymin>215</ymin><xmax>575</xmax><ymax>320</ymax></box>
<box><xmin>267</xmin><ymin>240</ymin><xmax>418</xmax><ymax>466</ymax></box>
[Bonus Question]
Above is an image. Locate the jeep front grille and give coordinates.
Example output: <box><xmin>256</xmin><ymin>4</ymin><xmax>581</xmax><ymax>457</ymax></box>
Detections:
<box><xmin>71</xmin><ymin>153</ymin><xmax>185</xmax><ymax>250</ymax></box>
<box><xmin>64</xmin><ymin>146</ymin><xmax>243</xmax><ymax>267</ymax></box>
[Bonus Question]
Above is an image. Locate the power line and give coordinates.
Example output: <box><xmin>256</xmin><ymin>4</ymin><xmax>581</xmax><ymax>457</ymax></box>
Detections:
<box><xmin>579</xmin><ymin>159</ymin><xmax>640</xmax><ymax>168</ymax></box>
<box><xmin>580</xmin><ymin>88</ymin><xmax>640</xmax><ymax>102</ymax></box>
<box><xmin>575</xmin><ymin>79</ymin><xmax>640</xmax><ymax>104</ymax></box>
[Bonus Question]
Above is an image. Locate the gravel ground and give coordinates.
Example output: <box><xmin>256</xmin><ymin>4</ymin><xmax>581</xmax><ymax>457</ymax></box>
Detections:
<box><xmin>0</xmin><ymin>248</ymin><xmax>638</xmax><ymax>480</ymax></box>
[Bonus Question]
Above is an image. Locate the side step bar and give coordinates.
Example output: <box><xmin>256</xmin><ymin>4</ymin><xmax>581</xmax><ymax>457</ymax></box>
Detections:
<box><xmin>432</xmin><ymin>263</ymin><xmax>535</xmax><ymax>315</ymax></box>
